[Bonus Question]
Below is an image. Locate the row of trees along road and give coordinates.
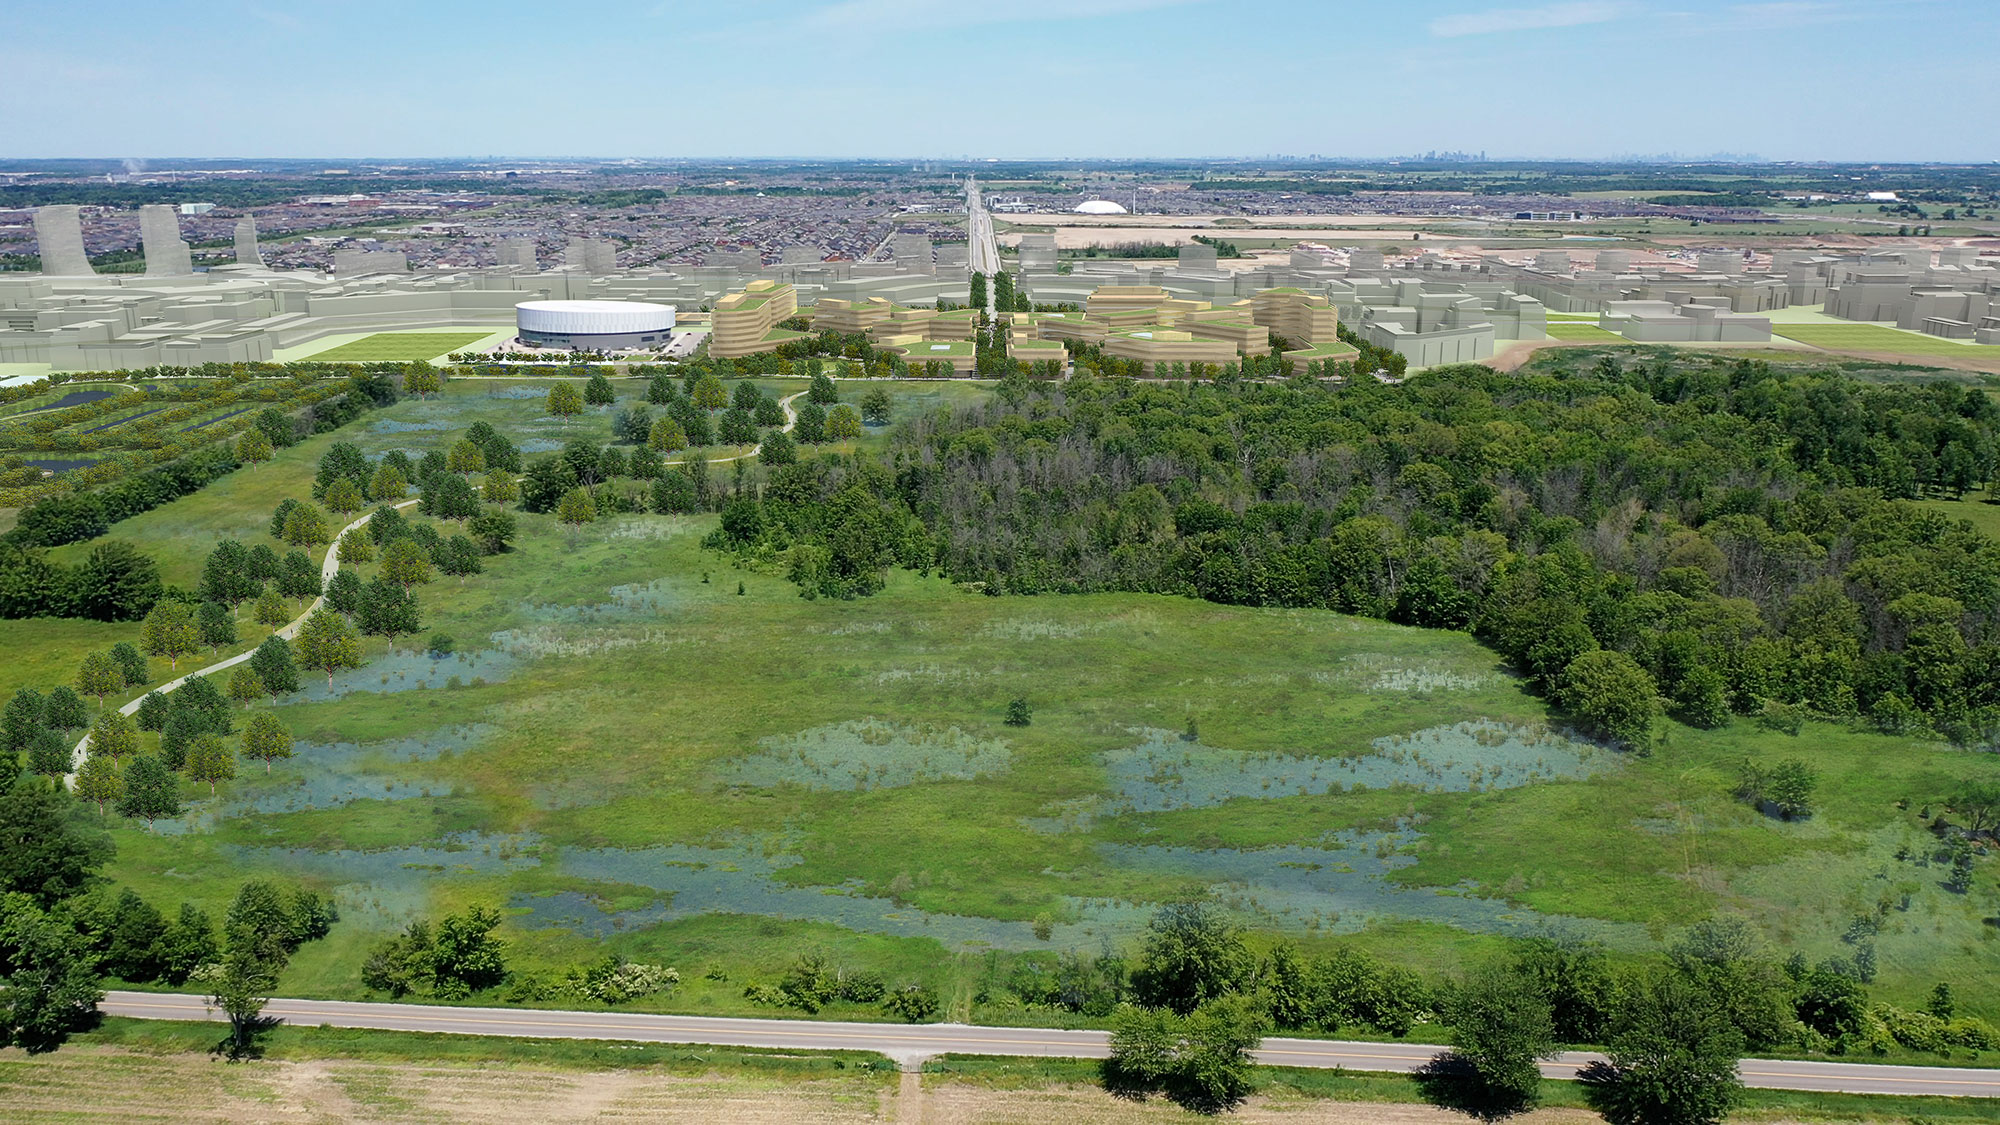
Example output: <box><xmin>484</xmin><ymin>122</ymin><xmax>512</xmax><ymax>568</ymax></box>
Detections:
<box><xmin>1101</xmin><ymin>903</ymin><xmax>1995</xmax><ymax>1119</ymax></box>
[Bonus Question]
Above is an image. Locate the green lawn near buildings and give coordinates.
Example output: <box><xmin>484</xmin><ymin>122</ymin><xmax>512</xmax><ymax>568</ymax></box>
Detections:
<box><xmin>1543</xmin><ymin>322</ymin><xmax>1624</xmax><ymax>342</ymax></box>
<box><xmin>1774</xmin><ymin>323</ymin><xmax>2000</xmax><ymax>359</ymax></box>
<box><xmin>303</xmin><ymin>332</ymin><xmax>499</xmax><ymax>363</ymax></box>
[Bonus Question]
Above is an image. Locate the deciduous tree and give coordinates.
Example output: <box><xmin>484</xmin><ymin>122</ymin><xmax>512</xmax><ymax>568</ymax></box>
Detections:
<box><xmin>861</xmin><ymin>386</ymin><xmax>891</xmax><ymax>426</ymax></box>
<box><xmin>648</xmin><ymin>416</ymin><xmax>687</xmax><ymax>454</ymax></box>
<box><xmin>403</xmin><ymin>362</ymin><xmax>442</xmax><ymax>400</ymax></box>
<box><xmin>196</xmin><ymin>601</ymin><xmax>237</xmax><ymax>654</ymax></box>
<box><xmin>294</xmin><ymin>610</ymin><xmax>363</xmax><ymax>688</ymax></box>
<box><xmin>235</xmin><ymin>428</ymin><xmax>273</xmax><ymax>465</ymax></box>
<box><xmin>336</xmin><ymin>530</ymin><xmax>375</xmax><ymax>565</ymax></box>
<box><xmin>447</xmin><ymin>439</ymin><xmax>486</xmax><ymax>476</ymax></box>
<box><xmin>1558</xmin><ymin>650</ymin><xmax>1658</xmax><ymax>749</ymax></box>
<box><xmin>199</xmin><ymin>540</ymin><xmax>259</xmax><ymax>608</ymax></box>
<box><xmin>481</xmin><ymin>469</ymin><xmax>518</xmax><ymax>507</ymax></box>
<box><xmin>546</xmin><ymin>381</ymin><xmax>584</xmax><ymax>425</ymax></box>
<box><xmin>226</xmin><ymin>666</ymin><xmax>265</xmax><ymax>709</ymax></box>
<box><xmin>322</xmin><ymin>477</ymin><xmax>364</xmax><ymax>515</ymax></box>
<box><xmin>1131</xmin><ymin>902</ymin><xmax>1253</xmax><ymax>1015</ymax></box>
<box><xmin>75</xmin><ymin>653</ymin><xmax>122</xmax><ymax>708</ymax></box>
<box><xmin>1419</xmin><ymin>963</ymin><xmax>1558</xmax><ymax>1122</ymax></box>
<box><xmin>140</xmin><ymin>602</ymin><xmax>201</xmax><ymax>672</ymax></box>
<box><xmin>240</xmin><ymin>712</ymin><xmax>293</xmax><ymax>774</ymax></box>
<box><xmin>252</xmin><ymin>587</ymin><xmax>290</xmax><ymax>627</ymax></box>
<box><xmin>280</xmin><ymin>502</ymin><xmax>329</xmax><ymax>549</ymax></box>
<box><xmin>369</xmin><ymin>461</ymin><xmax>408</xmax><ymax>501</ymax></box>
<box><xmin>468</xmin><ymin>509</ymin><xmax>517</xmax><ymax>555</ymax></box>
<box><xmin>379</xmin><ymin>538</ymin><xmax>433</xmax><ymax>590</ymax></box>
<box><xmin>248</xmin><ymin>636</ymin><xmax>300</xmax><ymax>699</ymax></box>
<box><xmin>0</xmin><ymin>894</ymin><xmax>104</xmax><ymax>1053</ymax></box>
<box><xmin>185</xmin><ymin>734</ymin><xmax>236</xmax><ymax>796</ymax></box>
<box><xmin>691</xmin><ymin>373</ymin><xmax>728</xmax><ymax>411</ymax></box>
<box><xmin>1580</xmin><ymin>972</ymin><xmax>1744</xmax><ymax>1125</ymax></box>
<box><xmin>825</xmin><ymin>404</ymin><xmax>862</xmax><ymax>441</ymax></box>
<box><xmin>117</xmin><ymin>756</ymin><xmax>181</xmax><ymax>831</ymax></box>
<box><xmin>73</xmin><ymin>753</ymin><xmax>121</xmax><ymax>816</ymax></box>
<box><xmin>1</xmin><ymin>689</ymin><xmax>45</xmax><ymax>754</ymax></box>
<box><xmin>557</xmin><ymin>487</ymin><xmax>597</xmax><ymax>528</ymax></box>
<box><xmin>108</xmin><ymin>643</ymin><xmax>150</xmax><ymax>689</ymax></box>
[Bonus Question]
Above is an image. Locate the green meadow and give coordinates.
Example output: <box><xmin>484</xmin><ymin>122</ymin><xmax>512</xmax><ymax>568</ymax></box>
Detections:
<box><xmin>10</xmin><ymin>373</ymin><xmax>2000</xmax><ymax>1033</ymax></box>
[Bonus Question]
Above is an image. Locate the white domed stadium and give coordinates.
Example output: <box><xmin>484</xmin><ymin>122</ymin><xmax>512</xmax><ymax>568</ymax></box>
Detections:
<box><xmin>515</xmin><ymin>299</ymin><xmax>675</xmax><ymax>350</ymax></box>
<box><xmin>1073</xmin><ymin>199</ymin><xmax>1129</xmax><ymax>215</ymax></box>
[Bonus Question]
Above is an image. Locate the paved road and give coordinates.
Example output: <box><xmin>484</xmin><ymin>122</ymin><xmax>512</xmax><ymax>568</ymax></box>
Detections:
<box><xmin>99</xmin><ymin>991</ymin><xmax>2000</xmax><ymax>1097</ymax></box>
<box><xmin>965</xmin><ymin>176</ymin><xmax>1001</xmax><ymax>284</ymax></box>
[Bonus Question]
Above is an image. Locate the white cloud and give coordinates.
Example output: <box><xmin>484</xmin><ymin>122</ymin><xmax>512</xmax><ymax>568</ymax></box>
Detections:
<box><xmin>1726</xmin><ymin>1</ymin><xmax>1849</xmax><ymax>28</ymax></box>
<box><xmin>1429</xmin><ymin>1</ymin><xmax>1634</xmax><ymax>37</ymax></box>
<box><xmin>804</xmin><ymin>0</ymin><xmax>1202</xmax><ymax>32</ymax></box>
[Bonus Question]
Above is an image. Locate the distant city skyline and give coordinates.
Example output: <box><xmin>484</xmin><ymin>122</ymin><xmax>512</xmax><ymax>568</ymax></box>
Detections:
<box><xmin>5</xmin><ymin>0</ymin><xmax>1994</xmax><ymax>162</ymax></box>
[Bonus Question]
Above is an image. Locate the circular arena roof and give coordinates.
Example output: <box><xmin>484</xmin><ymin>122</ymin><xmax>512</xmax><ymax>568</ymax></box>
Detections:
<box><xmin>515</xmin><ymin>299</ymin><xmax>675</xmax><ymax>336</ymax></box>
<box><xmin>1073</xmin><ymin>199</ymin><xmax>1129</xmax><ymax>215</ymax></box>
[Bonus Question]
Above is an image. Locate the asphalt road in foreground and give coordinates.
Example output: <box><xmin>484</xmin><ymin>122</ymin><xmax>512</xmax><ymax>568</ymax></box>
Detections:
<box><xmin>101</xmin><ymin>991</ymin><xmax>2000</xmax><ymax>1098</ymax></box>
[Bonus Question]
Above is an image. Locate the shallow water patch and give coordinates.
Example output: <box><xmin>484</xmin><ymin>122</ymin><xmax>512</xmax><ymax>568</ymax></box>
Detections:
<box><xmin>1102</xmin><ymin>721</ymin><xmax>1611</xmax><ymax>814</ymax></box>
<box><xmin>224</xmin><ymin>832</ymin><xmax>542</xmax><ymax>921</ymax></box>
<box><xmin>370</xmin><ymin>419</ymin><xmax>450</xmax><ymax>435</ymax></box>
<box><xmin>515</xmin><ymin>843</ymin><xmax>1126</xmax><ymax>950</ymax></box>
<box><xmin>280</xmin><ymin>649</ymin><xmax>519</xmax><ymax>704</ymax></box>
<box><xmin>1100</xmin><ymin>834</ymin><xmax>1640</xmax><ymax>945</ymax></box>
<box><xmin>720</xmin><ymin>719</ymin><xmax>1009</xmax><ymax>792</ymax></box>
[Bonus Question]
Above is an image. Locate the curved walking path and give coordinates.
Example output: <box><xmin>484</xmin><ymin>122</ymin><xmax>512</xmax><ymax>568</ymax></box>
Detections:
<box><xmin>65</xmin><ymin>389</ymin><xmax>805</xmax><ymax>782</ymax></box>
<box><xmin>64</xmin><ymin>501</ymin><xmax>418</xmax><ymax>782</ymax></box>
<box><xmin>100</xmin><ymin>990</ymin><xmax>2000</xmax><ymax>1096</ymax></box>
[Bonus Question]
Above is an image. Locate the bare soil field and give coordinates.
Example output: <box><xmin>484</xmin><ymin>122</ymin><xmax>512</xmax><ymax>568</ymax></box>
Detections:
<box><xmin>0</xmin><ymin>1047</ymin><xmax>890</xmax><ymax>1125</ymax></box>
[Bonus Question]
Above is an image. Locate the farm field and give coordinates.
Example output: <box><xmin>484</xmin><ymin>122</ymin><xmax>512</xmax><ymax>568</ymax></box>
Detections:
<box><xmin>13</xmin><ymin>1022</ymin><xmax>2000</xmax><ymax>1124</ymax></box>
<box><xmin>16</xmin><ymin>371</ymin><xmax>1996</xmax><ymax>1032</ymax></box>
<box><xmin>302</xmin><ymin>332</ymin><xmax>503</xmax><ymax>363</ymax></box>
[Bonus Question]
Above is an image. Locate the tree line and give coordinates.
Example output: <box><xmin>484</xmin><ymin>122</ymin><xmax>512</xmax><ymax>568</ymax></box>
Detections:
<box><xmin>0</xmin><ymin>765</ymin><xmax>332</xmax><ymax>1057</ymax></box>
<box><xmin>704</xmin><ymin>355</ymin><xmax>2000</xmax><ymax>749</ymax></box>
<box><xmin>1077</xmin><ymin>902</ymin><xmax>1994</xmax><ymax>1118</ymax></box>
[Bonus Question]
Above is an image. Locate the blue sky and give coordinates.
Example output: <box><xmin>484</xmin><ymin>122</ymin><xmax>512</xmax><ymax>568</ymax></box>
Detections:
<box><xmin>4</xmin><ymin>0</ymin><xmax>1992</xmax><ymax>161</ymax></box>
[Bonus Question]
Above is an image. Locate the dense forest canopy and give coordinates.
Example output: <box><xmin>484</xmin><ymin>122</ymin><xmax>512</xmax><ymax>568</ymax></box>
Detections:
<box><xmin>713</xmin><ymin>356</ymin><xmax>2000</xmax><ymax>748</ymax></box>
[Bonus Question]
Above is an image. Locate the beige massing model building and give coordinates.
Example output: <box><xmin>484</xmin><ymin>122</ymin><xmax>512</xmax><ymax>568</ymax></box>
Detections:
<box><xmin>708</xmin><ymin>280</ymin><xmax>803</xmax><ymax>358</ymax></box>
<box><xmin>806</xmin><ymin>297</ymin><xmax>980</xmax><ymax>373</ymax></box>
<box><xmin>1000</xmin><ymin>284</ymin><xmax>1356</xmax><ymax>374</ymax></box>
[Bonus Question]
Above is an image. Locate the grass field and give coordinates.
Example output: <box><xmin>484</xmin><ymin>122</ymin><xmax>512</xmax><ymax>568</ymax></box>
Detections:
<box><xmin>303</xmin><ymin>332</ymin><xmax>500</xmax><ymax>363</ymax></box>
<box><xmin>1915</xmin><ymin>489</ymin><xmax>2000</xmax><ymax>541</ymax></box>
<box><xmin>13</xmin><ymin>1022</ymin><xmax>2000</xmax><ymax>1123</ymax></box>
<box><xmin>1774</xmin><ymin>323</ymin><xmax>2000</xmax><ymax>360</ymax></box>
<box><xmin>14</xmin><ymin>371</ymin><xmax>2000</xmax><ymax>1043</ymax></box>
<box><xmin>1543</xmin><ymin>323</ymin><xmax>1624</xmax><ymax>342</ymax></box>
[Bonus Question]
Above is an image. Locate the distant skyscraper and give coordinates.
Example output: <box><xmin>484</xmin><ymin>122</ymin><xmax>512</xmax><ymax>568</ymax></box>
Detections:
<box><xmin>233</xmin><ymin>217</ymin><xmax>264</xmax><ymax>266</ymax></box>
<box><xmin>139</xmin><ymin>205</ymin><xmax>194</xmax><ymax>276</ymax></box>
<box><xmin>32</xmin><ymin>206</ymin><xmax>95</xmax><ymax>276</ymax></box>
